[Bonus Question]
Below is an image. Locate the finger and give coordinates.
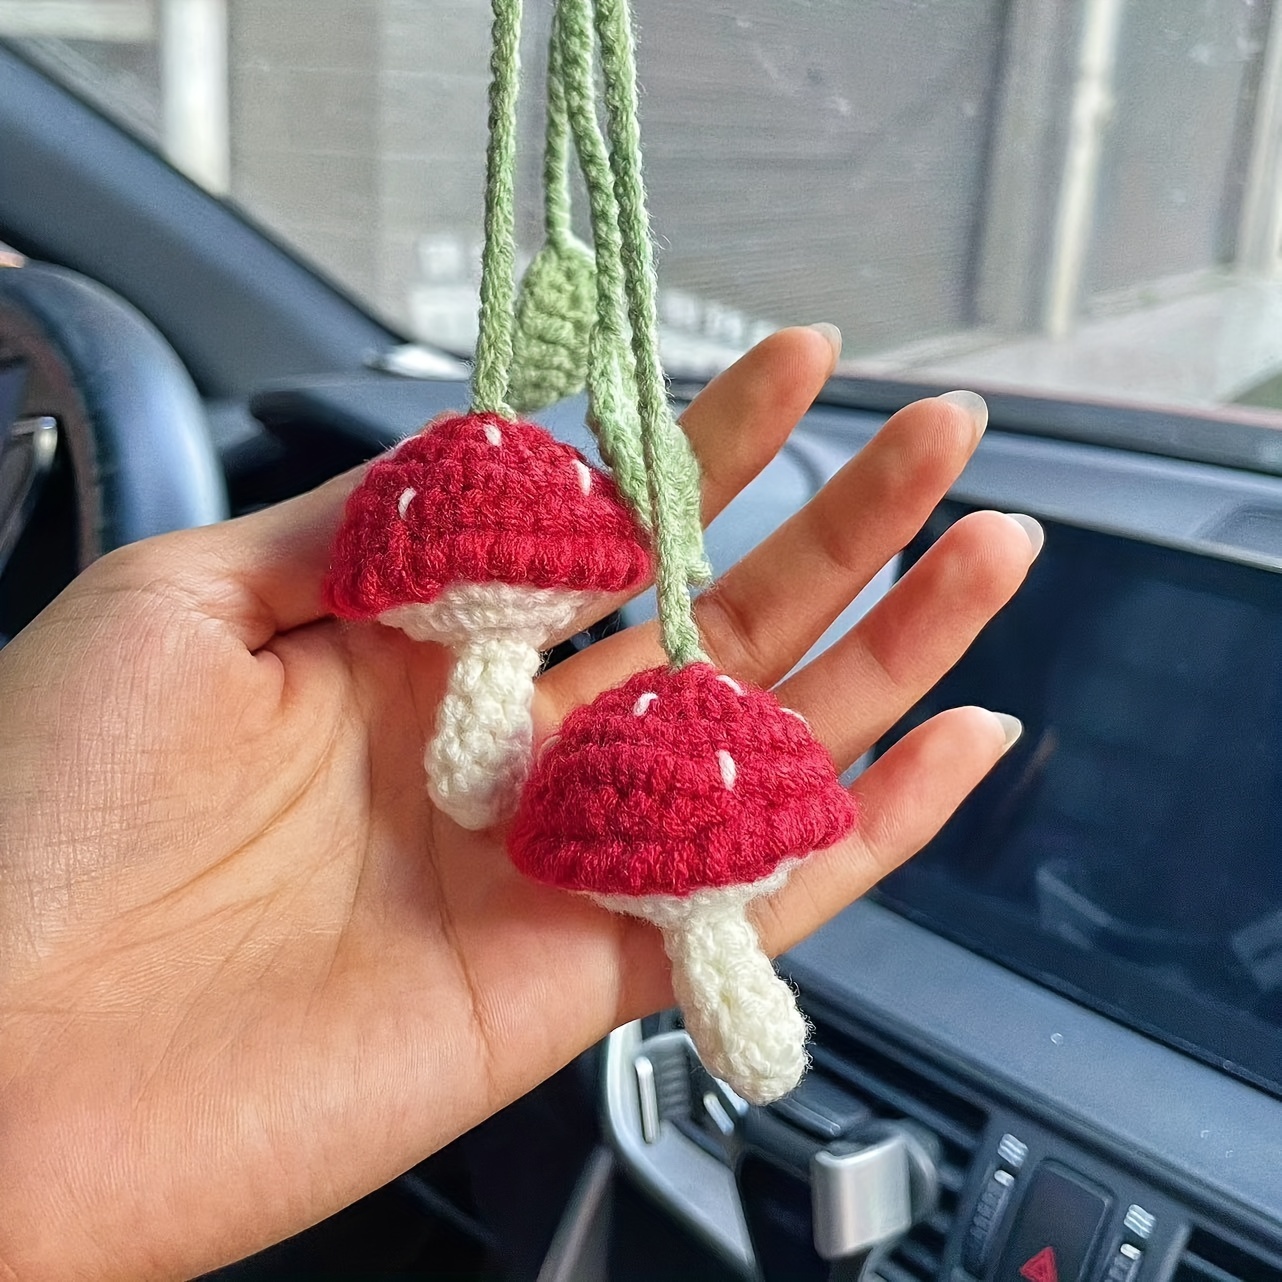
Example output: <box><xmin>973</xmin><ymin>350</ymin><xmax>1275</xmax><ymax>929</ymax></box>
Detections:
<box><xmin>581</xmin><ymin>323</ymin><xmax>842</xmax><ymax>621</ymax></box>
<box><xmin>753</xmin><ymin>705</ymin><xmax>1020</xmax><ymax>955</ymax></box>
<box><xmin>543</xmin><ymin>390</ymin><xmax>987</xmax><ymax>713</ymax></box>
<box><xmin>696</xmin><ymin>390</ymin><xmax>987</xmax><ymax>685</ymax></box>
<box><xmin>116</xmin><ymin>468</ymin><xmax>367</xmax><ymax>651</ymax></box>
<box><xmin>776</xmin><ymin>509</ymin><xmax>1041</xmax><ymax>766</ymax></box>
<box><xmin>681</xmin><ymin>324</ymin><xmax>840</xmax><ymax>523</ymax></box>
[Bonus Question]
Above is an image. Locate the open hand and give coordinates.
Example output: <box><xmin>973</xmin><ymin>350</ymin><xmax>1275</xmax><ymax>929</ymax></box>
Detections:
<box><xmin>0</xmin><ymin>328</ymin><xmax>1039</xmax><ymax>1280</ymax></box>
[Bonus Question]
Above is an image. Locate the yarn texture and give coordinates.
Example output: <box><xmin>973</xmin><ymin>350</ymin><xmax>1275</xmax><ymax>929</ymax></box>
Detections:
<box><xmin>509</xmin><ymin>239</ymin><xmax>597</xmax><ymax>412</ymax></box>
<box><xmin>324</xmin><ymin>0</ymin><xmax>861</xmax><ymax>1102</ymax></box>
<box><xmin>427</xmin><ymin>633</ymin><xmax>543</xmax><ymax>830</ymax></box>
<box><xmin>322</xmin><ymin>410</ymin><xmax>650</xmax><ymax>830</ymax></box>
<box><xmin>507</xmin><ymin>0</ymin><xmax>597</xmax><ymax>413</ymax></box>
<box><xmin>392</xmin><ymin>583</ymin><xmax>597</xmax><ymax>828</ymax></box>
<box><xmin>472</xmin><ymin>0</ymin><xmax>523</xmax><ymax>418</ymax></box>
<box><xmin>510</xmin><ymin>660</ymin><xmax>857</xmax><ymax>1102</ymax></box>
<box><xmin>553</xmin><ymin>0</ymin><xmax>648</xmax><ymax>523</ymax></box>
<box><xmin>659</xmin><ymin>884</ymin><xmax>811</xmax><ymax>1104</ymax></box>
<box><xmin>598</xmin><ymin>868</ymin><xmax>810</xmax><ymax>1105</ymax></box>
<box><xmin>497</xmin><ymin>0</ymin><xmax>858</xmax><ymax>1106</ymax></box>
<box><xmin>324</xmin><ymin>412</ymin><xmax>651</xmax><ymax>619</ymax></box>
<box><xmin>509</xmin><ymin>664</ymin><xmax>857</xmax><ymax>896</ymax></box>
<box><xmin>593</xmin><ymin>0</ymin><xmax>712</xmax><ymax>655</ymax></box>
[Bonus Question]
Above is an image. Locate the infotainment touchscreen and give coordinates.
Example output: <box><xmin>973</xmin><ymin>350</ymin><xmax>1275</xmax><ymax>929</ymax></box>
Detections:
<box><xmin>875</xmin><ymin>503</ymin><xmax>1282</xmax><ymax>1098</ymax></box>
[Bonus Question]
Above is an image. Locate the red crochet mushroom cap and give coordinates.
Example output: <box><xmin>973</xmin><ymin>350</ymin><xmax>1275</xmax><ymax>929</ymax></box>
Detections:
<box><xmin>508</xmin><ymin>664</ymin><xmax>858</xmax><ymax>897</ymax></box>
<box><xmin>323</xmin><ymin>411</ymin><xmax>651</xmax><ymax>618</ymax></box>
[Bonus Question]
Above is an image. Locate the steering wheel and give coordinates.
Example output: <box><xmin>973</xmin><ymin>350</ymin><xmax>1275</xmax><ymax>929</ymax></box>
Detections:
<box><xmin>0</xmin><ymin>258</ymin><xmax>227</xmax><ymax>639</ymax></box>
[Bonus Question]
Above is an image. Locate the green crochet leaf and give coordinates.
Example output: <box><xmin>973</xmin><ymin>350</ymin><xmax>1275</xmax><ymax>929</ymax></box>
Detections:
<box><xmin>508</xmin><ymin>238</ymin><xmax>596</xmax><ymax>413</ymax></box>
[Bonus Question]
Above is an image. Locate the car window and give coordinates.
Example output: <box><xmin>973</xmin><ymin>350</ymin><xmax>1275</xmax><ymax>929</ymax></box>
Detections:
<box><xmin>8</xmin><ymin>0</ymin><xmax>1282</xmax><ymax>420</ymax></box>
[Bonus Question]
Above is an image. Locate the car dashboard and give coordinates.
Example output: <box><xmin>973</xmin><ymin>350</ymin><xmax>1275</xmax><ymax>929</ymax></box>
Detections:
<box><xmin>241</xmin><ymin>373</ymin><xmax>1282</xmax><ymax>1282</ymax></box>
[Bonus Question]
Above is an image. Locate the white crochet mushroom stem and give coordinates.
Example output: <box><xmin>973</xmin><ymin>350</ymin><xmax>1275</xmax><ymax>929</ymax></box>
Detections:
<box><xmin>426</xmin><ymin>634</ymin><xmax>543</xmax><ymax>830</ymax></box>
<box><xmin>379</xmin><ymin>583</ymin><xmax>597</xmax><ymax>830</ymax></box>
<box><xmin>595</xmin><ymin>865</ymin><xmax>806</xmax><ymax>1106</ymax></box>
<box><xmin>664</xmin><ymin>899</ymin><xmax>808</xmax><ymax>1106</ymax></box>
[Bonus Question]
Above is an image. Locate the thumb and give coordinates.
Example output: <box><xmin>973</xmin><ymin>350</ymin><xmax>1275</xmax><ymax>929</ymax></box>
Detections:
<box><xmin>121</xmin><ymin>465</ymin><xmax>368</xmax><ymax>652</ymax></box>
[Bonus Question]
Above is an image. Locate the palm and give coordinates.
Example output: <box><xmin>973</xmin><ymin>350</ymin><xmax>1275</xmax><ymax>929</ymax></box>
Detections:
<box><xmin>0</xmin><ymin>332</ymin><xmax>1038</xmax><ymax>1281</ymax></box>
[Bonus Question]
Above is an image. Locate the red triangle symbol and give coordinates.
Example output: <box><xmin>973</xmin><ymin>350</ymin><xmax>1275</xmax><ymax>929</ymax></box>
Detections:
<box><xmin>1020</xmin><ymin>1246</ymin><xmax>1059</xmax><ymax>1282</ymax></box>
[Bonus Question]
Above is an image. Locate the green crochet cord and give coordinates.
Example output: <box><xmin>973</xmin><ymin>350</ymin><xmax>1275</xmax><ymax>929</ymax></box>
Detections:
<box><xmin>553</xmin><ymin>0</ymin><xmax>650</xmax><ymax>528</ymax></box>
<box><xmin>591</xmin><ymin>0</ymin><xmax>710</xmax><ymax>666</ymax></box>
<box><xmin>471</xmin><ymin>0</ymin><xmax>521</xmax><ymax>418</ymax></box>
<box><xmin>473</xmin><ymin>0</ymin><xmax>710</xmax><ymax>667</ymax></box>
<box><xmin>541</xmin><ymin>12</ymin><xmax>573</xmax><ymax>249</ymax></box>
<box><xmin>507</xmin><ymin>2</ymin><xmax>596</xmax><ymax>414</ymax></box>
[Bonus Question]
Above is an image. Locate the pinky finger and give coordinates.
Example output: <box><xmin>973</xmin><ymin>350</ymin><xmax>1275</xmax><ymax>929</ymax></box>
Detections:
<box><xmin>754</xmin><ymin>705</ymin><xmax>1021</xmax><ymax>955</ymax></box>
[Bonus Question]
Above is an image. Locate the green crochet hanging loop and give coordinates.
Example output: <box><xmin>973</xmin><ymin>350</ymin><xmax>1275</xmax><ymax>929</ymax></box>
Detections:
<box><xmin>590</xmin><ymin>0</ymin><xmax>711</xmax><ymax>666</ymax></box>
<box><xmin>507</xmin><ymin>0</ymin><xmax>597</xmax><ymax>415</ymax></box>
<box><xmin>508</xmin><ymin>244</ymin><xmax>596</xmax><ymax>413</ymax></box>
<box><xmin>472</xmin><ymin>0</ymin><xmax>711</xmax><ymax>669</ymax></box>
<box><xmin>471</xmin><ymin>0</ymin><xmax>522</xmax><ymax>419</ymax></box>
<box><xmin>553</xmin><ymin>0</ymin><xmax>648</xmax><ymax>528</ymax></box>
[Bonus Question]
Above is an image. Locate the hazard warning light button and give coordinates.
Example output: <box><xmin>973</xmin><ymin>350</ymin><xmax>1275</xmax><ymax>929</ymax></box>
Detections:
<box><xmin>993</xmin><ymin>1164</ymin><xmax>1110</xmax><ymax>1282</ymax></box>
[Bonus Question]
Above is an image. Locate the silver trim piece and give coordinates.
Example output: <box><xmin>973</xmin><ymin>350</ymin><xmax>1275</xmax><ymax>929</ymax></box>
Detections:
<box><xmin>811</xmin><ymin>1123</ymin><xmax>940</xmax><ymax>1263</ymax></box>
<box><xmin>634</xmin><ymin>1055</ymin><xmax>660</xmax><ymax>1145</ymax></box>
<box><xmin>702</xmin><ymin>1091</ymin><xmax>736</xmax><ymax>1139</ymax></box>
<box><xmin>602</xmin><ymin>1023</ymin><xmax>755</xmax><ymax>1276</ymax></box>
<box><xmin>811</xmin><ymin>1134</ymin><xmax>912</xmax><ymax>1260</ymax></box>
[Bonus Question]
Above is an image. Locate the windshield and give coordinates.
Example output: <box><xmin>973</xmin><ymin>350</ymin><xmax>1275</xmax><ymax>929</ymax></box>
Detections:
<box><xmin>9</xmin><ymin>1</ymin><xmax>1282</xmax><ymax>420</ymax></box>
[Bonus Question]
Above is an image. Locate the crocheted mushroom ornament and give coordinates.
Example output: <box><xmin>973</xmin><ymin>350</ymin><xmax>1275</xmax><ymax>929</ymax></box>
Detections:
<box><xmin>324</xmin><ymin>411</ymin><xmax>650</xmax><ymax>829</ymax></box>
<box><xmin>510</xmin><ymin>663</ymin><xmax>857</xmax><ymax>1104</ymax></box>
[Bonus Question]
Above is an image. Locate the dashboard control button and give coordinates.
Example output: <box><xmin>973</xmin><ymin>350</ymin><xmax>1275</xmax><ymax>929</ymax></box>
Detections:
<box><xmin>994</xmin><ymin>1164</ymin><xmax>1111</xmax><ymax>1282</ymax></box>
<box><xmin>1123</xmin><ymin>1205</ymin><xmax>1156</xmax><ymax>1241</ymax></box>
<box><xmin>962</xmin><ymin>1167</ymin><xmax>1016</xmax><ymax>1275</ymax></box>
<box><xmin>1102</xmin><ymin>1243</ymin><xmax>1143</xmax><ymax>1282</ymax></box>
<box><xmin>999</xmin><ymin>1132</ymin><xmax>1030</xmax><ymax>1170</ymax></box>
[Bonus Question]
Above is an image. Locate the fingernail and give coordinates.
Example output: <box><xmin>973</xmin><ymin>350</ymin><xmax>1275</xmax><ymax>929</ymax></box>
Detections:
<box><xmin>808</xmin><ymin>322</ymin><xmax>843</xmax><ymax>363</ymax></box>
<box><xmin>1004</xmin><ymin>512</ymin><xmax>1045</xmax><ymax>556</ymax></box>
<box><xmin>939</xmin><ymin>389</ymin><xmax>988</xmax><ymax>436</ymax></box>
<box><xmin>991</xmin><ymin>712</ymin><xmax>1023</xmax><ymax>752</ymax></box>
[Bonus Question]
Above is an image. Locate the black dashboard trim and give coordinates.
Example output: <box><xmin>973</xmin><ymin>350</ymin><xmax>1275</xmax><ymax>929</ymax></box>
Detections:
<box><xmin>787</xmin><ymin>901</ymin><xmax>1282</xmax><ymax>1241</ymax></box>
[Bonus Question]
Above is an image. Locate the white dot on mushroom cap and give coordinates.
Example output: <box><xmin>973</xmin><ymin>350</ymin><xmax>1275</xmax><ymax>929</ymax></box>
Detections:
<box><xmin>633</xmin><ymin>692</ymin><xmax>659</xmax><ymax>716</ymax></box>
<box><xmin>484</xmin><ymin>423</ymin><xmax>503</xmax><ymax>447</ymax></box>
<box><xmin>782</xmin><ymin>707</ymin><xmax>810</xmax><ymax>728</ymax></box>
<box><xmin>397</xmin><ymin>487</ymin><xmax>416</xmax><ymax>518</ymax></box>
<box><xmin>717</xmin><ymin>749</ymin><xmax>738</xmax><ymax>790</ymax></box>
<box><xmin>716</xmin><ymin>674</ymin><xmax>745</xmax><ymax>695</ymax></box>
<box><xmin>573</xmin><ymin>459</ymin><xmax>592</xmax><ymax>495</ymax></box>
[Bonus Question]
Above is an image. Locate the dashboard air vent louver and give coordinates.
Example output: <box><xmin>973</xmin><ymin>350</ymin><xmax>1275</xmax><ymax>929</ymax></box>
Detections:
<box><xmin>1173</xmin><ymin>1227</ymin><xmax>1282</xmax><ymax>1282</ymax></box>
<box><xmin>807</xmin><ymin>1018</ymin><xmax>988</xmax><ymax>1282</ymax></box>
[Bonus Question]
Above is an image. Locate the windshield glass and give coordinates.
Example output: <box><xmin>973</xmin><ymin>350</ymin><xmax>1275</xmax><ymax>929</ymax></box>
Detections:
<box><xmin>9</xmin><ymin>1</ymin><xmax>1282</xmax><ymax>420</ymax></box>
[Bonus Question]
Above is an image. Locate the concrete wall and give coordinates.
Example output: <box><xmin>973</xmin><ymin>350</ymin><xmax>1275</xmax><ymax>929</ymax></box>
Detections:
<box><xmin>13</xmin><ymin>0</ymin><xmax>1282</xmax><ymax>373</ymax></box>
<box><xmin>225</xmin><ymin>0</ymin><xmax>1011</xmax><ymax>351</ymax></box>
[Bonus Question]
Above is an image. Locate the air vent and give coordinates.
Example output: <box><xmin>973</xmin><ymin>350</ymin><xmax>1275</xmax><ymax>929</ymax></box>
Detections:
<box><xmin>1173</xmin><ymin>1226</ymin><xmax>1282</xmax><ymax>1282</ymax></box>
<box><xmin>807</xmin><ymin>1017</ymin><xmax>988</xmax><ymax>1282</ymax></box>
